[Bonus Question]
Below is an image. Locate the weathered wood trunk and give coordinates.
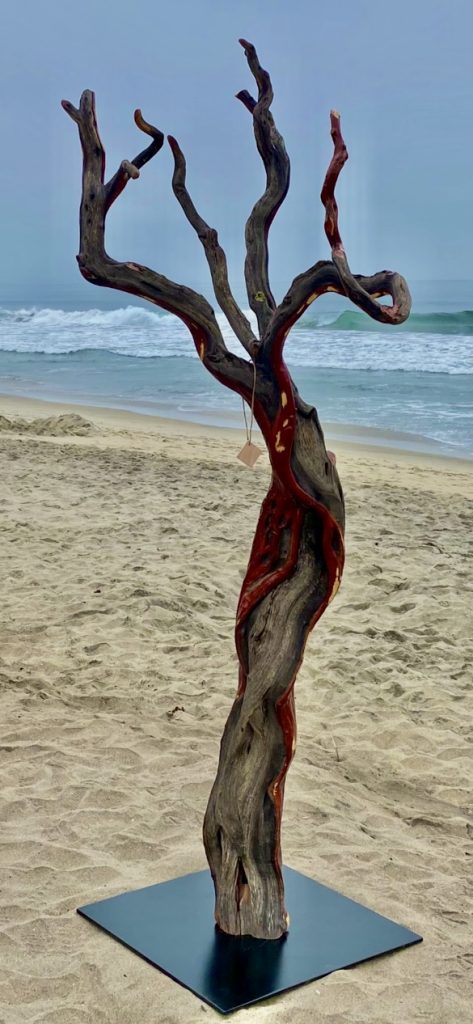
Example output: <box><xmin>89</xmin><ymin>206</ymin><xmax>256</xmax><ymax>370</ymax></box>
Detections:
<box><xmin>63</xmin><ymin>38</ymin><xmax>410</xmax><ymax>942</ymax></box>
<box><xmin>203</xmin><ymin>507</ymin><xmax>331</xmax><ymax>937</ymax></box>
<box><xmin>203</xmin><ymin>364</ymin><xmax>345</xmax><ymax>937</ymax></box>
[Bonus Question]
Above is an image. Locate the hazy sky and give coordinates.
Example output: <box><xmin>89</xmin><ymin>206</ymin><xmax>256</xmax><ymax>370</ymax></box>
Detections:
<box><xmin>1</xmin><ymin>0</ymin><xmax>472</xmax><ymax>307</ymax></box>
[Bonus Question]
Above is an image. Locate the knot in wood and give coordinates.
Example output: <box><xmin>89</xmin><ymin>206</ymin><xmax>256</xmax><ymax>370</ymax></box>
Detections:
<box><xmin>121</xmin><ymin>160</ymin><xmax>140</xmax><ymax>179</ymax></box>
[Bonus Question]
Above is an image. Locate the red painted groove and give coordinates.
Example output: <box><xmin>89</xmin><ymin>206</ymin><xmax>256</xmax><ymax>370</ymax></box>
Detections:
<box><xmin>235</xmin><ymin>481</ymin><xmax>303</xmax><ymax>695</ymax></box>
<box><xmin>230</xmin><ymin>317</ymin><xmax>345</xmax><ymax>888</ymax></box>
<box><xmin>190</xmin><ymin>317</ymin><xmax>345</xmax><ymax>898</ymax></box>
<box><xmin>268</xmin><ymin>324</ymin><xmax>345</xmax><ymax>879</ymax></box>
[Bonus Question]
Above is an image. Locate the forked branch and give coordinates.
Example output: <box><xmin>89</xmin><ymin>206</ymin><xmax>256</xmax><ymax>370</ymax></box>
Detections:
<box><xmin>321</xmin><ymin>111</ymin><xmax>411</xmax><ymax>323</ymax></box>
<box><xmin>61</xmin><ymin>91</ymin><xmax>255</xmax><ymax>398</ymax></box>
<box><xmin>265</xmin><ymin>111</ymin><xmax>411</xmax><ymax>351</ymax></box>
<box><xmin>237</xmin><ymin>39</ymin><xmax>290</xmax><ymax>337</ymax></box>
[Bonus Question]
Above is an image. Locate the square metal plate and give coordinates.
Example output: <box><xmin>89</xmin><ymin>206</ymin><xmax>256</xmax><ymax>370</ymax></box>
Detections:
<box><xmin>78</xmin><ymin>867</ymin><xmax>422</xmax><ymax>1014</ymax></box>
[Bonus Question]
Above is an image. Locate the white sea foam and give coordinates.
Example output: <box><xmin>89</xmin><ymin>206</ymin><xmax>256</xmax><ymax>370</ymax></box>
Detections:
<box><xmin>0</xmin><ymin>305</ymin><xmax>472</xmax><ymax>375</ymax></box>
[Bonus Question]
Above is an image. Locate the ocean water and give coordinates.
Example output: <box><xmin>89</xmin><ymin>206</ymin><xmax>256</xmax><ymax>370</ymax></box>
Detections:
<box><xmin>0</xmin><ymin>284</ymin><xmax>472</xmax><ymax>458</ymax></box>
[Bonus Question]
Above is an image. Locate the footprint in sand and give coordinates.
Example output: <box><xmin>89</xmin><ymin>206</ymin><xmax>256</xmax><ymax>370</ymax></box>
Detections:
<box><xmin>389</xmin><ymin>602</ymin><xmax>416</xmax><ymax>614</ymax></box>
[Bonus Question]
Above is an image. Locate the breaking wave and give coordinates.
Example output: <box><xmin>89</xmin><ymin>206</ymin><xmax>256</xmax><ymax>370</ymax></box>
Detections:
<box><xmin>0</xmin><ymin>304</ymin><xmax>472</xmax><ymax>373</ymax></box>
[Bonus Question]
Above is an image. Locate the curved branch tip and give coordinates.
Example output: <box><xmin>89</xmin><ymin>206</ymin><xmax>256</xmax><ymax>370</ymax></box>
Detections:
<box><xmin>167</xmin><ymin>134</ymin><xmax>180</xmax><ymax>154</ymax></box>
<box><xmin>167</xmin><ymin>136</ymin><xmax>186</xmax><ymax>184</ymax></box>
<box><xmin>329</xmin><ymin>110</ymin><xmax>347</xmax><ymax>153</ymax></box>
<box><xmin>61</xmin><ymin>99</ymin><xmax>75</xmax><ymax>113</ymax></box>
<box><xmin>134</xmin><ymin>108</ymin><xmax>164</xmax><ymax>145</ymax></box>
<box><xmin>61</xmin><ymin>99</ymin><xmax>79</xmax><ymax>123</ymax></box>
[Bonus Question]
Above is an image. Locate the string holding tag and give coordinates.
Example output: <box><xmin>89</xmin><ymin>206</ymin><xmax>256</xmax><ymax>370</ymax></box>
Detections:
<box><xmin>237</xmin><ymin>357</ymin><xmax>263</xmax><ymax>467</ymax></box>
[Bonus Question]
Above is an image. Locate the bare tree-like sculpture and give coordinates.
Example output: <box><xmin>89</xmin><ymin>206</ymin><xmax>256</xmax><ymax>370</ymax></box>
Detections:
<box><xmin>63</xmin><ymin>40</ymin><xmax>410</xmax><ymax>940</ymax></box>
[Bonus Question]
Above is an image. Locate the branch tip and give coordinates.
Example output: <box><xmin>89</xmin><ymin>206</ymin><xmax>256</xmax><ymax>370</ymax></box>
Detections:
<box><xmin>134</xmin><ymin>108</ymin><xmax>164</xmax><ymax>146</ymax></box>
<box><xmin>237</xmin><ymin>36</ymin><xmax>288</xmax><ymax>332</ymax></box>
<box><xmin>236</xmin><ymin>90</ymin><xmax>257</xmax><ymax>113</ymax></box>
<box><xmin>61</xmin><ymin>99</ymin><xmax>80</xmax><ymax>122</ymax></box>
<box><xmin>79</xmin><ymin>90</ymin><xmax>96</xmax><ymax>116</ymax></box>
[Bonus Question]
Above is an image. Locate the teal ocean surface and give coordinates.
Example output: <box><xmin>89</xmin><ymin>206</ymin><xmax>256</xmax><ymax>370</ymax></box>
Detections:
<box><xmin>0</xmin><ymin>282</ymin><xmax>472</xmax><ymax>458</ymax></box>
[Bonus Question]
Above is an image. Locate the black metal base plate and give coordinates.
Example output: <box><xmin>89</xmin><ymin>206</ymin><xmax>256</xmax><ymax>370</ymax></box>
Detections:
<box><xmin>77</xmin><ymin>867</ymin><xmax>422</xmax><ymax>1014</ymax></box>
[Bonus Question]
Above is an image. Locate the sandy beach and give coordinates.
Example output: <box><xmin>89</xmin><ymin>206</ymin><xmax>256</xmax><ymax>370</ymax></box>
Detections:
<box><xmin>1</xmin><ymin>395</ymin><xmax>472</xmax><ymax>1023</ymax></box>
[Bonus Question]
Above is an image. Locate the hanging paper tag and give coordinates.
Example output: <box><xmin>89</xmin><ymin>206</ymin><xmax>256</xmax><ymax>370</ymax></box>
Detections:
<box><xmin>237</xmin><ymin>441</ymin><xmax>263</xmax><ymax>467</ymax></box>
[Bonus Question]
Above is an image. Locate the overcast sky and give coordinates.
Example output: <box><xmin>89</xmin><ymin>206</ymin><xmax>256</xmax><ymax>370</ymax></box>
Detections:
<box><xmin>0</xmin><ymin>0</ymin><xmax>472</xmax><ymax>307</ymax></box>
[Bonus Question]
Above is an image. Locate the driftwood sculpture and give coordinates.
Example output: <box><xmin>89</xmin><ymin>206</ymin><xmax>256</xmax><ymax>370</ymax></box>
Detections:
<box><xmin>63</xmin><ymin>40</ymin><xmax>411</xmax><ymax>940</ymax></box>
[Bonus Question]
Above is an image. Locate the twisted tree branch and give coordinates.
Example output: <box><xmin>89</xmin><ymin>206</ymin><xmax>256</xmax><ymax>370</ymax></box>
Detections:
<box><xmin>237</xmin><ymin>39</ymin><xmax>290</xmax><ymax>337</ymax></box>
<box><xmin>61</xmin><ymin>91</ymin><xmax>256</xmax><ymax>399</ymax></box>
<box><xmin>168</xmin><ymin>135</ymin><xmax>257</xmax><ymax>355</ymax></box>
<box><xmin>264</xmin><ymin>110</ymin><xmax>411</xmax><ymax>352</ymax></box>
<box><xmin>104</xmin><ymin>110</ymin><xmax>164</xmax><ymax>213</ymax></box>
<box><xmin>321</xmin><ymin>111</ymin><xmax>411</xmax><ymax>324</ymax></box>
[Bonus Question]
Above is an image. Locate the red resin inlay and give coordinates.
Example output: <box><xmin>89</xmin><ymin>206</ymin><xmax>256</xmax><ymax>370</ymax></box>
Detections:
<box><xmin>232</xmin><ymin>321</ymin><xmax>345</xmax><ymax>885</ymax></box>
<box><xmin>188</xmin><ymin>320</ymin><xmax>344</xmax><ymax>897</ymax></box>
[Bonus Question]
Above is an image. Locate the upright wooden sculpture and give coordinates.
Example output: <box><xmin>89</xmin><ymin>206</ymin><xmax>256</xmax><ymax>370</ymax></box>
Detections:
<box><xmin>63</xmin><ymin>40</ymin><xmax>410</xmax><ymax>940</ymax></box>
